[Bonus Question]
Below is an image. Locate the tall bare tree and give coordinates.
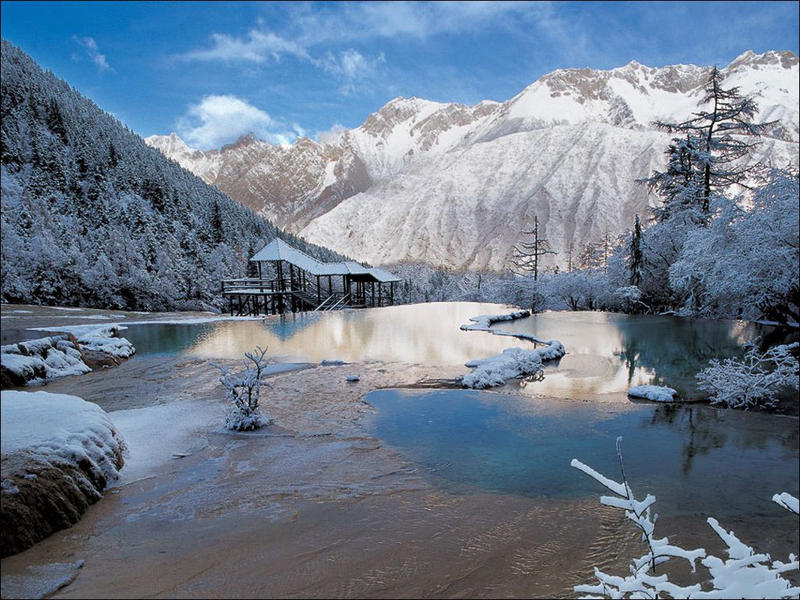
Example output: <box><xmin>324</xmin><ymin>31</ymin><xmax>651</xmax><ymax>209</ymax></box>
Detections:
<box><xmin>511</xmin><ymin>215</ymin><xmax>556</xmax><ymax>281</ymax></box>
<box><xmin>645</xmin><ymin>66</ymin><xmax>777</xmax><ymax>218</ymax></box>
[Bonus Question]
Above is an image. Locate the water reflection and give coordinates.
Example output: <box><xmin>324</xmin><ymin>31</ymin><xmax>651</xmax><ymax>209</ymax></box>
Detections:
<box><xmin>124</xmin><ymin>303</ymin><xmax>527</xmax><ymax>364</ymax></box>
<box><xmin>495</xmin><ymin>311</ymin><xmax>792</xmax><ymax>399</ymax></box>
<box><xmin>367</xmin><ymin>389</ymin><xmax>800</xmax><ymax>518</ymax></box>
<box><xmin>121</xmin><ymin>304</ymin><xmax>794</xmax><ymax>399</ymax></box>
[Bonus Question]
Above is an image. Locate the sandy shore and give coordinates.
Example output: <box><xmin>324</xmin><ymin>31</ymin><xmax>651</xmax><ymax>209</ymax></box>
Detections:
<box><xmin>1</xmin><ymin>304</ymin><xmax>797</xmax><ymax>598</ymax></box>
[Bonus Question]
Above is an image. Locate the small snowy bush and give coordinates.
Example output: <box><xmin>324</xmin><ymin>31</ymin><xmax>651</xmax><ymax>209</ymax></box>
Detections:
<box><xmin>217</xmin><ymin>346</ymin><xmax>273</xmax><ymax>431</ymax></box>
<box><xmin>572</xmin><ymin>438</ymin><xmax>800</xmax><ymax>599</ymax></box>
<box><xmin>696</xmin><ymin>342</ymin><xmax>799</xmax><ymax>410</ymax></box>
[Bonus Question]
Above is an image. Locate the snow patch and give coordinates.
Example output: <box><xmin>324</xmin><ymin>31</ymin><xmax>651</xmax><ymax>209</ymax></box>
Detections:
<box><xmin>628</xmin><ymin>384</ymin><xmax>677</xmax><ymax>403</ymax></box>
<box><xmin>462</xmin><ymin>342</ymin><xmax>566</xmax><ymax>389</ymax></box>
<box><xmin>460</xmin><ymin>310</ymin><xmax>565</xmax><ymax>388</ymax></box>
<box><xmin>74</xmin><ymin>327</ymin><xmax>135</xmax><ymax>359</ymax></box>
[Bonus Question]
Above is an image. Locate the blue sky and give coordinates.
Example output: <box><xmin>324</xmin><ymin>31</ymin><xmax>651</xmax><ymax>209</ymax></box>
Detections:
<box><xmin>2</xmin><ymin>1</ymin><xmax>798</xmax><ymax>149</ymax></box>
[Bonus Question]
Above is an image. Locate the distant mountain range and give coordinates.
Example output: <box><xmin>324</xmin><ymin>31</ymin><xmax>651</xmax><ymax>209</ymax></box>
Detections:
<box><xmin>148</xmin><ymin>50</ymin><xmax>799</xmax><ymax>271</ymax></box>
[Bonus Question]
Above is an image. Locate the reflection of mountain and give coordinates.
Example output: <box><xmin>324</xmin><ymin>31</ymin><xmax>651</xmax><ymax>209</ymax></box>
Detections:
<box><xmin>184</xmin><ymin>303</ymin><xmax>529</xmax><ymax>364</ymax></box>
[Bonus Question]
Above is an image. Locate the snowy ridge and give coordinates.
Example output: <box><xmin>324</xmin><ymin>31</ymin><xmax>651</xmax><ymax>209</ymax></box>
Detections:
<box><xmin>148</xmin><ymin>51</ymin><xmax>799</xmax><ymax>272</ymax></box>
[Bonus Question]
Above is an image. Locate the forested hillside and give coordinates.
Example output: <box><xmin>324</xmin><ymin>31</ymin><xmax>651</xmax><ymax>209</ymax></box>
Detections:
<box><xmin>0</xmin><ymin>40</ymin><xmax>339</xmax><ymax>311</ymax></box>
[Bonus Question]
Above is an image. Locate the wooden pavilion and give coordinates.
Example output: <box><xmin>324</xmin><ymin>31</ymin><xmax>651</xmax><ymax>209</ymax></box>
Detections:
<box><xmin>220</xmin><ymin>238</ymin><xmax>402</xmax><ymax>316</ymax></box>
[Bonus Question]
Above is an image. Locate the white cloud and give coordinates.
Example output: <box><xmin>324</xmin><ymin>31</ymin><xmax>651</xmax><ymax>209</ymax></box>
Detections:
<box><xmin>182</xmin><ymin>29</ymin><xmax>309</xmax><ymax>63</ymax></box>
<box><xmin>178</xmin><ymin>2</ymin><xmax>563</xmax><ymax>95</ymax></box>
<box><xmin>176</xmin><ymin>95</ymin><xmax>297</xmax><ymax>149</ymax></box>
<box><xmin>72</xmin><ymin>36</ymin><xmax>113</xmax><ymax>72</ymax></box>
<box><xmin>291</xmin><ymin>1</ymin><xmax>536</xmax><ymax>45</ymax></box>
<box><xmin>316</xmin><ymin>123</ymin><xmax>347</xmax><ymax>144</ymax></box>
<box><xmin>318</xmin><ymin>48</ymin><xmax>384</xmax><ymax>95</ymax></box>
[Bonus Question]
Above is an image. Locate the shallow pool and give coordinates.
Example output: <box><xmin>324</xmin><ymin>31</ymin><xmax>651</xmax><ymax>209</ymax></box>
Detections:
<box><xmin>367</xmin><ymin>388</ymin><xmax>800</xmax><ymax>519</ymax></box>
<box><xmin>120</xmin><ymin>303</ymin><xmax>792</xmax><ymax>399</ymax></box>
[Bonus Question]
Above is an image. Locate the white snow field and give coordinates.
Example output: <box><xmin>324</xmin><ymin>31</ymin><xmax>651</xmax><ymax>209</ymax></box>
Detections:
<box><xmin>627</xmin><ymin>384</ymin><xmax>678</xmax><ymax>402</ymax></box>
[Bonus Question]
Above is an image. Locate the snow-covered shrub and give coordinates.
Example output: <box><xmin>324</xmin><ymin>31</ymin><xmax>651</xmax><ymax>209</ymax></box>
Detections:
<box><xmin>545</xmin><ymin>270</ymin><xmax>612</xmax><ymax>311</ymax></box>
<box><xmin>696</xmin><ymin>342</ymin><xmax>799</xmax><ymax>410</ymax></box>
<box><xmin>613</xmin><ymin>285</ymin><xmax>649</xmax><ymax>313</ymax></box>
<box><xmin>572</xmin><ymin>438</ymin><xmax>800</xmax><ymax>599</ymax></box>
<box><xmin>670</xmin><ymin>170</ymin><xmax>800</xmax><ymax>323</ymax></box>
<box><xmin>217</xmin><ymin>346</ymin><xmax>273</xmax><ymax>431</ymax></box>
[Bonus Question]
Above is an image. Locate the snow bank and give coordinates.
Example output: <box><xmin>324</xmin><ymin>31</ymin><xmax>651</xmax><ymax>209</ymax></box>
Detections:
<box><xmin>628</xmin><ymin>384</ymin><xmax>677</xmax><ymax>403</ymax></box>
<box><xmin>460</xmin><ymin>310</ymin><xmax>531</xmax><ymax>332</ymax></box>
<box><xmin>462</xmin><ymin>341</ymin><xmax>566</xmax><ymax>389</ymax></box>
<box><xmin>1</xmin><ymin>336</ymin><xmax>90</xmax><ymax>386</ymax></box>
<box><xmin>0</xmin><ymin>391</ymin><xmax>125</xmax><ymax>556</ymax></box>
<box><xmin>1</xmin><ymin>327</ymin><xmax>134</xmax><ymax>386</ymax></box>
<box><xmin>460</xmin><ymin>309</ymin><xmax>565</xmax><ymax>388</ymax></box>
<box><xmin>74</xmin><ymin>326</ymin><xmax>135</xmax><ymax>358</ymax></box>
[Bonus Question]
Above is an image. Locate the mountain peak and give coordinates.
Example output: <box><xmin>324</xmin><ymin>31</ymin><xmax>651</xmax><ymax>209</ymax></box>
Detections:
<box><xmin>727</xmin><ymin>49</ymin><xmax>799</xmax><ymax>71</ymax></box>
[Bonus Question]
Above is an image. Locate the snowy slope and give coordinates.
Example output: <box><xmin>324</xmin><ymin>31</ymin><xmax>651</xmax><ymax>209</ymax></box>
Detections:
<box><xmin>148</xmin><ymin>50</ymin><xmax>799</xmax><ymax>271</ymax></box>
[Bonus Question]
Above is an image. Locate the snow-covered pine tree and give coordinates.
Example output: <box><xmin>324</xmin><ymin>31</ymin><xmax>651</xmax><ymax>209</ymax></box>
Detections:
<box><xmin>0</xmin><ymin>39</ymin><xmax>341</xmax><ymax>311</ymax></box>
<box><xmin>629</xmin><ymin>215</ymin><xmax>642</xmax><ymax>287</ymax></box>
<box><xmin>650</xmin><ymin>66</ymin><xmax>777</xmax><ymax>215</ymax></box>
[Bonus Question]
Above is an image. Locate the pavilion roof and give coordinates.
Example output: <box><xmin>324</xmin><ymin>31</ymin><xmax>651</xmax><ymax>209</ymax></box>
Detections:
<box><xmin>250</xmin><ymin>239</ymin><xmax>400</xmax><ymax>282</ymax></box>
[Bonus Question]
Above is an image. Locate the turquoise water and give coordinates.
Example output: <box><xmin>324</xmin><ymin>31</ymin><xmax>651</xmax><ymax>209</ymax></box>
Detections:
<box><xmin>367</xmin><ymin>389</ymin><xmax>799</xmax><ymax>518</ymax></box>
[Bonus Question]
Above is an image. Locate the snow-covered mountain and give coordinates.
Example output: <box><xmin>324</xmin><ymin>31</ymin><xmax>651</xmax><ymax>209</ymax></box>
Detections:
<box><xmin>148</xmin><ymin>50</ymin><xmax>799</xmax><ymax>271</ymax></box>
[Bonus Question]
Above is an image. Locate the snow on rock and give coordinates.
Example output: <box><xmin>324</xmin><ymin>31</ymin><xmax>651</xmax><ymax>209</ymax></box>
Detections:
<box><xmin>628</xmin><ymin>384</ymin><xmax>677</xmax><ymax>403</ymax></box>
<box><xmin>1</xmin><ymin>336</ymin><xmax>90</xmax><ymax>386</ymax></box>
<box><xmin>0</xmin><ymin>391</ymin><xmax>126</xmax><ymax>557</ymax></box>
<box><xmin>772</xmin><ymin>492</ymin><xmax>799</xmax><ymax>514</ymax></box>
<box><xmin>74</xmin><ymin>326</ymin><xmax>135</xmax><ymax>359</ymax></box>
<box><xmin>462</xmin><ymin>342</ymin><xmax>566</xmax><ymax>389</ymax></box>
<box><xmin>460</xmin><ymin>310</ymin><xmax>565</xmax><ymax>388</ymax></box>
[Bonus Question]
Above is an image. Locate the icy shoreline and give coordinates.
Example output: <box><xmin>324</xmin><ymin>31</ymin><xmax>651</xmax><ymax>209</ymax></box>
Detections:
<box><xmin>1</xmin><ymin>327</ymin><xmax>135</xmax><ymax>387</ymax></box>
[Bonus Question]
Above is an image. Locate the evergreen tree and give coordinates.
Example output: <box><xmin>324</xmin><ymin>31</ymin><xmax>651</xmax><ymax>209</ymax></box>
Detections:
<box><xmin>647</xmin><ymin>66</ymin><xmax>776</xmax><ymax>216</ymax></box>
<box><xmin>628</xmin><ymin>215</ymin><xmax>642</xmax><ymax>287</ymax></box>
